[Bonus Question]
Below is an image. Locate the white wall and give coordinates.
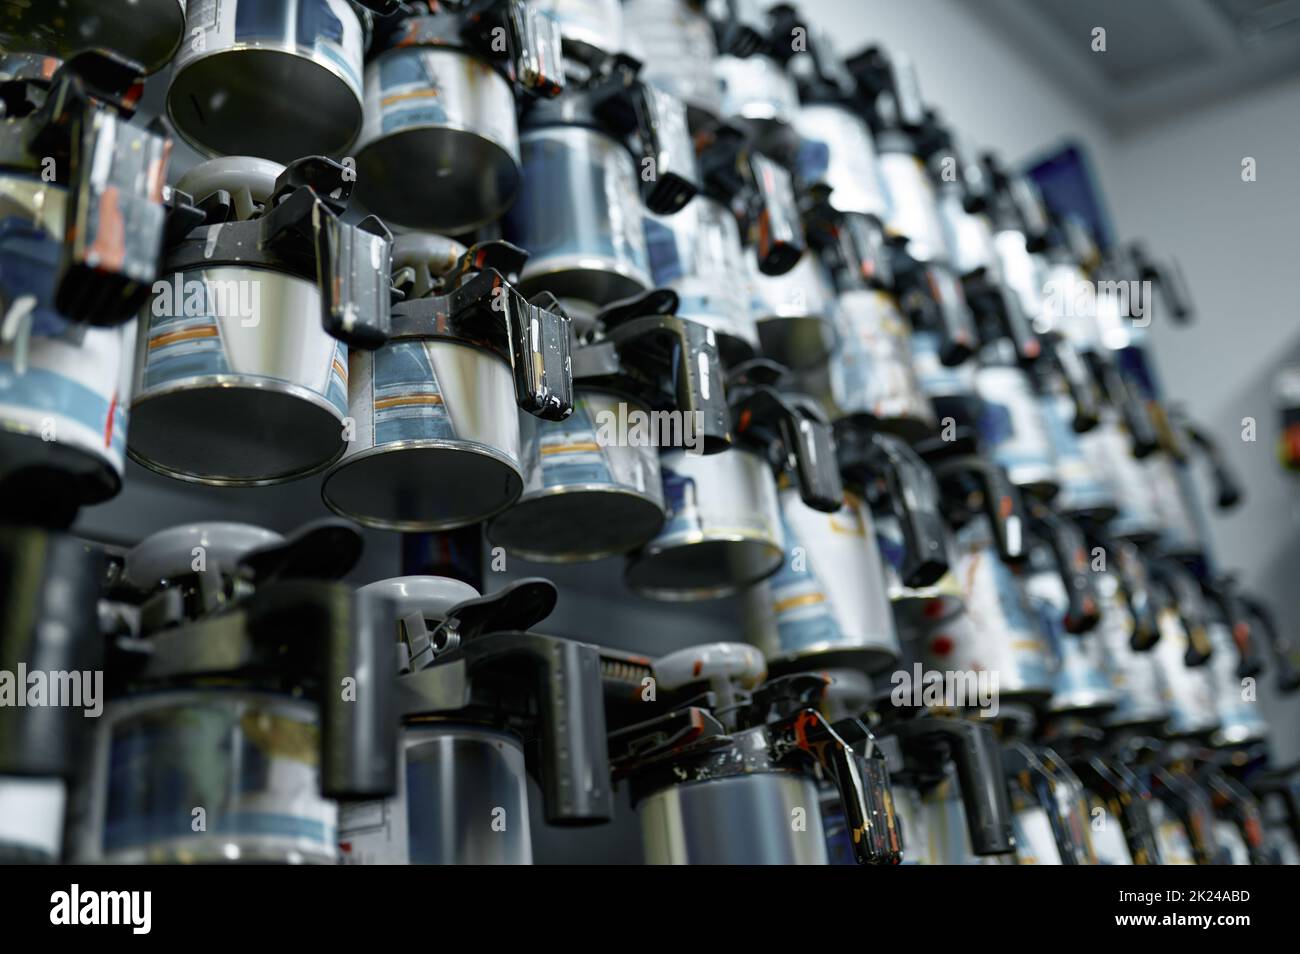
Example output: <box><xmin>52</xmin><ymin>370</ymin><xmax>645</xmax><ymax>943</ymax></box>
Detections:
<box><xmin>803</xmin><ymin>0</ymin><xmax>1300</xmax><ymax>758</ymax></box>
<box><xmin>1105</xmin><ymin>76</ymin><xmax>1300</xmax><ymax>758</ymax></box>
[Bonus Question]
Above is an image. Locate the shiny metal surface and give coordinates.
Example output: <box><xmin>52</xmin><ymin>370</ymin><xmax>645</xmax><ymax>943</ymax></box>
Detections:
<box><xmin>488</xmin><ymin>391</ymin><xmax>665</xmax><ymax>562</ymax></box>
<box><xmin>746</xmin><ymin>489</ymin><xmax>900</xmax><ymax>674</ymax></box>
<box><xmin>625</xmin><ymin>448</ymin><xmax>784</xmax><ymax>601</ymax></box>
<box><xmin>167</xmin><ymin>0</ymin><xmax>365</xmax><ymax>161</ymax></box>
<box><xmin>1078</xmin><ymin>410</ymin><xmax>1162</xmax><ymax>541</ymax></box>
<box><xmin>0</xmin><ymin>178</ymin><xmax>136</xmax><ymax>502</ymax></box>
<box><xmin>878</xmin><ymin>151</ymin><xmax>947</xmax><ymax>265</ymax></box>
<box><xmin>623</xmin><ymin>0</ymin><xmax>722</xmax><ymax>123</ymax></box>
<box><xmin>974</xmin><ymin>363</ymin><xmax>1058</xmax><ymax>496</ymax></box>
<box><xmin>751</xmin><ymin>250</ymin><xmax>839</xmax><ymax>369</ymax></box>
<box><xmin>922</xmin><ymin>516</ymin><xmax>1053</xmax><ymax>702</ymax></box>
<box><xmin>534</xmin><ymin>0</ymin><xmax>623</xmax><ymax>59</ymax></box>
<box><xmin>1151</xmin><ymin>608</ymin><xmax>1220</xmax><ymax>739</ymax></box>
<box><xmin>792</xmin><ymin>104</ymin><xmax>888</xmax><ymax>218</ymax></box>
<box><xmin>130</xmin><ymin>267</ymin><xmax>349</xmax><ymax>486</ymax></box>
<box><xmin>71</xmin><ymin>691</ymin><xmax>336</xmax><ymax>864</ymax></box>
<box><xmin>937</xmin><ymin>190</ymin><xmax>999</xmax><ymax>277</ymax></box>
<box><xmin>1096</xmin><ymin>570</ymin><xmax>1169</xmax><ymax>730</ymax></box>
<box><xmin>322</xmin><ymin>339</ymin><xmax>523</xmax><ymax>531</ymax></box>
<box><xmin>830</xmin><ymin>288</ymin><xmax>935</xmax><ymax>439</ymax></box>
<box><xmin>994</xmin><ymin>229</ymin><xmax>1046</xmax><ymax>324</ymax></box>
<box><xmin>1207</xmin><ymin>622</ymin><xmax>1268</xmax><ymax>747</ymax></box>
<box><xmin>645</xmin><ymin>197</ymin><xmax>757</xmax><ymax>357</ymax></box>
<box><xmin>1044</xmin><ymin>388</ymin><xmax>1116</xmax><ymax>519</ymax></box>
<box><xmin>1027</xmin><ymin>562</ymin><xmax>1117</xmax><ymax>716</ymax></box>
<box><xmin>338</xmin><ymin>725</ymin><xmax>532</xmax><ymax>865</ymax></box>
<box><xmin>0</xmin><ymin>0</ymin><xmax>186</xmax><ymax>74</ymax></box>
<box><xmin>714</xmin><ymin>53</ymin><xmax>799</xmax><ymax>157</ymax></box>
<box><xmin>508</xmin><ymin>125</ymin><xmax>651</xmax><ymax>306</ymax></box>
<box><xmin>639</xmin><ymin>771</ymin><xmax>827</xmax><ymax>864</ymax></box>
<box><xmin>355</xmin><ymin>46</ymin><xmax>520</xmax><ymax>232</ymax></box>
<box><xmin>921</xmin><ymin>770</ymin><xmax>1011</xmax><ymax>865</ymax></box>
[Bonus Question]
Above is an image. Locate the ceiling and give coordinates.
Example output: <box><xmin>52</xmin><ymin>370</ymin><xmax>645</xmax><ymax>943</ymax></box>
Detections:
<box><xmin>979</xmin><ymin>0</ymin><xmax>1300</xmax><ymax>132</ymax></box>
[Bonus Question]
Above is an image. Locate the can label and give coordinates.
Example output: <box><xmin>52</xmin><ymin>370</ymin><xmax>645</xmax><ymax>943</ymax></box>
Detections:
<box><xmin>102</xmin><ymin>699</ymin><xmax>335</xmax><ymax>860</ymax></box>
<box><xmin>512</xmin><ymin>129</ymin><xmax>649</xmax><ymax>286</ymax></box>
<box><xmin>832</xmin><ymin>290</ymin><xmax>933</xmax><ymax>426</ymax></box>
<box><xmin>1044</xmin><ymin>392</ymin><xmax>1110</xmax><ymax>512</ymax></box>
<box><xmin>763</xmin><ymin>509</ymin><xmax>844</xmax><ymax>653</ymax></box>
<box><xmin>658</xmin><ymin>460</ymin><xmax>777</xmax><ymax>544</ymax></box>
<box><xmin>179</xmin><ymin>0</ymin><xmax>363</xmax><ymax>94</ymax></box>
<box><xmin>520</xmin><ymin>395</ymin><xmax>655</xmax><ymax>499</ymax></box>
<box><xmin>645</xmin><ymin>203</ymin><xmax>752</xmax><ymax>343</ymax></box>
<box><xmin>361</xmin><ymin>49</ymin><xmax>517</xmax><ymax>151</ymax></box>
<box><xmin>365</xmin><ymin>341</ymin><xmax>454</xmax><ymax>446</ymax></box>
<box><xmin>976</xmin><ymin>367</ymin><xmax>1055</xmax><ymax>480</ymax></box>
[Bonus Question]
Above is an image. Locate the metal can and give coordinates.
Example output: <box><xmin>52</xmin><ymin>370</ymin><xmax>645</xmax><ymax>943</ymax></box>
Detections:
<box><xmin>533</xmin><ymin>0</ymin><xmax>623</xmax><ymax>60</ymax></box>
<box><xmin>0</xmin><ymin>0</ymin><xmax>187</xmax><ymax>75</ymax></box>
<box><xmin>745</xmin><ymin>489</ymin><xmax>900</xmax><ymax>674</ymax></box>
<box><xmin>506</xmin><ymin>124</ymin><xmax>651</xmax><ymax>306</ymax></box>
<box><xmin>130</xmin><ymin>265</ymin><xmax>349</xmax><ymax>485</ymax></box>
<box><xmin>750</xmin><ymin>249</ymin><xmax>840</xmax><ymax>370</ymax></box>
<box><xmin>636</xmin><ymin>725</ymin><xmax>829</xmax><ymax>864</ymax></box>
<box><xmin>354</xmin><ymin>43</ymin><xmax>521</xmax><ymax>232</ymax></box>
<box><xmin>644</xmin><ymin>196</ymin><xmax>757</xmax><ymax>360</ymax></box>
<box><xmin>488</xmin><ymin>390</ymin><xmax>666</xmax><ymax>562</ymax></box>
<box><xmin>623</xmin><ymin>0</ymin><xmax>722</xmax><ymax>125</ymax></box>
<box><xmin>167</xmin><ymin>0</ymin><xmax>366</xmax><ymax>161</ymax></box>
<box><xmin>792</xmin><ymin>104</ymin><xmax>889</xmax><ymax>218</ymax></box>
<box><xmin>72</xmin><ymin>691</ymin><xmax>337</xmax><ymax>864</ymax></box>
<box><xmin>1151</xmin><ymin>609</ymin><xmax>1220</xmax><ymax>739</ymax></box>
<box><xmin>321</xmin><ymin>333</ymin><xmax>525</xmax><ymax>530</ymax></box>
<box><xmin>923</xmin><ymin>517</ymin><xmax>1053</xmax><ymax>703</ymax></box>
<box><xmin>1096</xmin><ymin>571</ymin><xmax>1169</xmax><ymax>731</ymax></box>
<box><xmin>339</xmin><ymin>725</ymin><xmax>532</xmax><ymax>865</ymax></box>
<box><xmin>1207</xmin><ymin>622</ymin><xmax>1268</xmax><ymax>747</ymax></box>
<box><xmin>937</xmin><ymin>190</ymin><xmax>998</xmax><ymax>278</ymax></box>
<box><xmin>1043</xmin><ymin>390</ymin><xmax>1116</xmax><ymax>520</ymax></box>
<box><xmin>0</xmin><ymin>177</ymin><xmax>136</xmax><ymax>503</ymax></box>
<box><xmin>877</xmin><ymin>150</ymin><xmax>947</xmax><ymax>265</ymax></box>
<box><xmin>974</xmin><ymin>364</ymin><xmax>1058</xmax><ymax>497</ymax></box>
<box><xmin>1078</xmin><ymin>410</ymin><xmax>1162</xmax><ymax>542</ymax></box>
<box><xmin>830</xmin><ymin>288</ymin><xmax>935</xmax><ymax>440</ymax></box>
<box><xmin>1026</xmin><ymin>562</ymin><xmax>1117</xmax><ymax>716</ymax></box>
<box><xmin>875</xmin><ymin>511</ymin><xmax>965</xmax><ymax>631</ymax></box>
<box><xmin>714</xmin><ymin>53</ymin><xmax>799</xmax><ymax>157</ymax></box>
<box><xmin>625</xmin><ymin>447</ymin><xmax>784</xmax><ymax>600</ymax></box>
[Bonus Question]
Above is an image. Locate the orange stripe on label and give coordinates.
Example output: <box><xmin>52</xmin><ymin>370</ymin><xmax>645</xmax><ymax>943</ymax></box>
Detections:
<box><xmin>774</xmin><ymin>592</ymin><xmax>826</xmax><ymax>613</ymax></box>
<box><xmin>332</xmin><ymin>358</ymin><xmax>347</xmax><ymax>381</ymax></box>
<box><xmin>381</xmin><ymin>89</ymin><xmax>440</xmax><ymax>107</ymax></box>
<box><xmin>541</xmin><ymin>442</ymin><xmax>600</xmax><ymax>455</ymax></box>
<box><xmin>104</xmin><ymin>390</ymin><xmax>117</xmax><ymax>449</ymax></box>
<box><xmin>374</xmin><ymin>394</ymin><xmax>443</xmax><ymax>410</ymax></box>
<box><xmin>149</xmin><ymin>326</ymin><xmax>219</xmax><ymax>349</ymax></box>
